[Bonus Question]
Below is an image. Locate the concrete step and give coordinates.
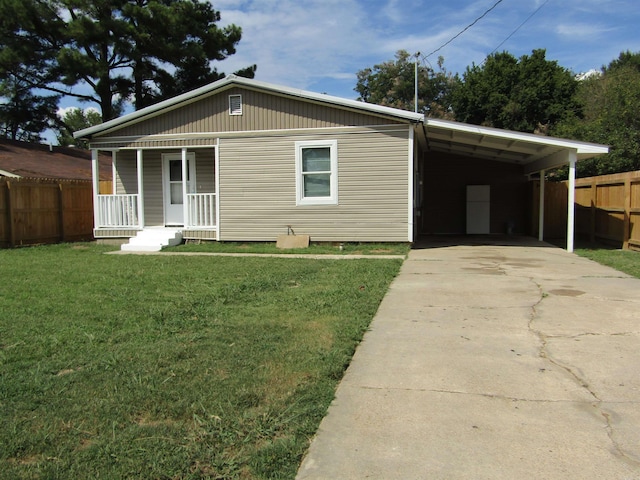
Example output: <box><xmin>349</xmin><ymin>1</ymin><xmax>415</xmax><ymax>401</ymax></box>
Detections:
<box><xmin>121</xmin><ymin>228</ymin><xmax>183</xmax><ymax>252</ymax></box>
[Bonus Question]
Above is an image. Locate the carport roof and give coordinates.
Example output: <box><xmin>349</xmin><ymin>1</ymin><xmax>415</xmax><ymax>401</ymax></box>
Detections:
<box><xmin>422</xmin><ymin>118</ymin><xmax>609</xmax><ymax>174</ymax></box>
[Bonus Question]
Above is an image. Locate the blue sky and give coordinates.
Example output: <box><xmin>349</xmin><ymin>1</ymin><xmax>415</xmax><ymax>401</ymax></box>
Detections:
<box><xmin>210</xmin><ymin>0</ymin><xmax>640</xmax><ymax>100</ymax></box>
<box><xmin>55</xmin><ymin>0</ymin><xmax>640</xmax><ymax>135</ymax></box>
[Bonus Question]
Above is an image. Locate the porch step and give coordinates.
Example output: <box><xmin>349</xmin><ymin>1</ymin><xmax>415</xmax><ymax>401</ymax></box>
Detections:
<box><xmin>121</xmin><ymin>228</ymin><xmax>183</xmax><ymax>252</ymax></box>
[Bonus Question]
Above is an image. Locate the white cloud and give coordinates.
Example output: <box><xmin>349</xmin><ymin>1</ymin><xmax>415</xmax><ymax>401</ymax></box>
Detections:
<box><xmin>556</xmin><ymin>23</ymin><xmax>616</xmax><ymax>38</ymax></box>
<box><xmin>213</xmin><ymin>1</ymin><xmax>380</xmax><ymax>94</ymax></box>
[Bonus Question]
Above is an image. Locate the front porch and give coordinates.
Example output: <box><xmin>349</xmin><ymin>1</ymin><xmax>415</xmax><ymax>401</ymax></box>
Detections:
<box><xmin>91</xmin><ymin>146</ymin><xmax>218</xmax><ymax>241</ymax></box>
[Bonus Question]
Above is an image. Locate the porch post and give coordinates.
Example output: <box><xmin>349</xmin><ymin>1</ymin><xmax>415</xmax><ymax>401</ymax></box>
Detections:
<box><xmin>215</xmin><ymin>141</ymin><xmax>220</xmax><ymax>238</ymax></box>
<box><xmin>91</xmin><ymin>149</ymin><xmax>100</xmax><ymax>230</ymax></box>
<box><xmin>181</xmin><ymin>147</ymin><xmax>188</xmax><ymax>227</ymax></box>
<box><xmin>567</xmin><ymin>151</ymin><xmax>577</xmax><ymax>252</ymax></box>
<box><xmin>538</xmin><ymin>169</ymin><xmax>545</xmax><ymax>241</ymax></box>
<box><xmin>137</xmin><ymin>149</ymin><xmax>144</xmax><ymax>228</ymax></box>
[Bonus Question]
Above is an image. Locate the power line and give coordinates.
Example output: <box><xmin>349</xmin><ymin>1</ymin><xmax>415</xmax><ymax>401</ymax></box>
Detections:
<box><xmin>489</xmin><ymin>0</ymin><xmax>550</xmax><ymax>55</ymax></box>
<box><xmin>425</xmin><ymin>0</ymin><xmax>505</xmax><ymax>59</ymax></box>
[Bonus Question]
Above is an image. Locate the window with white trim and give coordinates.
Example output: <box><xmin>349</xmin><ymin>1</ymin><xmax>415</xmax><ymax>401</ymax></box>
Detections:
<box><xmin>295</xmin><ymin>140</ymin><xmax>338</xmax><ymax>205</ymax></box>
<box><xmin>229</xmin><ymin>94</ymin><xmax>242</xmax><ymax>115</ymax></box>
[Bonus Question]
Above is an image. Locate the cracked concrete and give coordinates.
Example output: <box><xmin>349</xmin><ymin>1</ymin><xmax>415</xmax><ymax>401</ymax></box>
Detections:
<box><xmin>298</xmin><ymin>237</ymin><xmax>640</xmax><ymax>479</ymax></box>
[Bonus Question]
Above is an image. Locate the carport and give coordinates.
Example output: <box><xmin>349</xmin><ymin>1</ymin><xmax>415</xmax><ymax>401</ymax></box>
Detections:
<box><xmin>417</xmin><ymin>119</ymin><xmax>609</xmax><ymax>252</ymax></box>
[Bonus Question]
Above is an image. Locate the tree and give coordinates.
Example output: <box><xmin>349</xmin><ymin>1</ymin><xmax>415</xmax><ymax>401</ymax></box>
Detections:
<box><xmin>0</xmin><ymin>0</ymin><xmax>63</xmax><ymax>140</ymax></box>
<box><xmin>0</xmin><ymin>76</ymin><xmax>59</xmax><ymax>142</ymax></box>
<box><xmin>452</xmin><ymin>49</ymin><xmax>580</xmax><ymax>133</ymax></box>
<box><xmin>553</xmin><ymin>51</ymin><xmax>640</xmax><ymax>177</ymax></box>
<box><xmin>0</xmin><ymin>0</ymin><xmax>255</xmax><ymax>125</ymax></box>
<box><xmin>55</xmin><ymin>107</ymin><xmax>102</xmax><ymax>148</ymax></box>
<box><xmin>355</xmin><ymin>50</ymin><xmax>459</xmax><ymax>118</ymax></box>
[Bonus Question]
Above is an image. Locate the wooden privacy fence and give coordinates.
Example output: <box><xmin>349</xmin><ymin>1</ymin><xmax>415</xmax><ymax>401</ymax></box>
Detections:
<box><xmin>0</xmin><ymin>178</ymin><xmax>97</xmax><ymax>247</ymax></box>
<box><xmin>532</xmin><ymin>170</ymin><xmax>640</xmax><ymax>250</ymax></box>
<box><xmin>99</xmin><ymin>181</ymin><xmax>113</xmax><ymax>194</ymax></box>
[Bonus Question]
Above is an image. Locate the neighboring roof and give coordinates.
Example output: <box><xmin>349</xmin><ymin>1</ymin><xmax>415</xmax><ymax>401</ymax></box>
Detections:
<box><xmin>424</xmin><ymin>118</ymin><xmax>609</xmax><ymax>174</ymax></box>
<box><xmin>74</xmin><ymin>75</ymin><xmax>424</xmax><ymax>139</ymax></box>
<box><xmin>0</xmin><ymin>138</ymin><xmax>112</xmax><ymax>181</ymax></box>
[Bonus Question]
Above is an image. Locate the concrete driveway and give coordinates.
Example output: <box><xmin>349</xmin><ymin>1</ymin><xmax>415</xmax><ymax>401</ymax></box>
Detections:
<box><xmin>297</xmin><ymin>237</ymin><xmax>640</xmax><ymax>479</ymax></box>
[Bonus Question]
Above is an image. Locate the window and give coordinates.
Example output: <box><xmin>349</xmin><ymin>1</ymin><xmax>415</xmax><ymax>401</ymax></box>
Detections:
<box><xmin>229</xmin><ymin>94</ymin><xmax>242</xmax><ymax>115</ymax></box>
<box><xmin>295</xmin><ymin>140</ymin><xmax>338</xmax><ymax>205</ymax></box>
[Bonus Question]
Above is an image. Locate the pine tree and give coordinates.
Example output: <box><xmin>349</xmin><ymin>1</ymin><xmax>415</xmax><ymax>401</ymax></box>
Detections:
<box><xmin>0</xmin><ymin>0</ymin><xmax>256</xmax><ymax>139</ymax></box>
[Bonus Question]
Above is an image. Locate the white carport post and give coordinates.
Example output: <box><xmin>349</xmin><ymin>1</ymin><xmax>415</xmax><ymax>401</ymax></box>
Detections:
<box><xmin>181</xmin><ymin>147</ymin><xmax>188</xmax><ymax>227</ymax></box>
<box><xmin>538</xmin><ymin>169</ymin><xmax>545</xmax><ymax>241</ymax></box>
<box><xmin>136</xmin><ymin>149</ymin><xmax>144</xmax><ymax>228</ymax></box>
<box><xmin>91</xmin><ymin>149</ymin><xmax>100</xmax><ymax>229</ymax></box>
<box><xmin>567</xmin><ymin>151</ymin><xmax>577</xmax><ymax>253</ymax></box>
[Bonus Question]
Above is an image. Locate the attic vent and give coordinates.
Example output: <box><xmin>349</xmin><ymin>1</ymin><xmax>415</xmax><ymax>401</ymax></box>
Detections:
<box><xmin>229</xmin><ymin>94</ymin><xmax>242</xmax><ymax>115</ymax></box>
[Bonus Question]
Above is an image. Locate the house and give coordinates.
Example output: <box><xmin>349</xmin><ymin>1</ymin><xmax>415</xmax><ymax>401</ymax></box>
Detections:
<box><xmin>74</xmin><ymin>75</ymin><xmax>608</xmax><ymax>252</ymax></box>
<box><xmin>0</xmin><ymin>138</ymin><xmax>112</xmax><ymax>181</ymax></box>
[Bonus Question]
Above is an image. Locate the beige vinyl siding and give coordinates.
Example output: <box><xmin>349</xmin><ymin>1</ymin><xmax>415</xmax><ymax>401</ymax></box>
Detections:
<box><xmin>142</xmin><ymin>151</ymin><xmax>163</xmax><ymax>225</ymax></box>
<box><xmin>94</xmin><ymin>229</ymin><xmax>139</xmax><ymax>238</ymax></box>
<box><xmin>103</xmin><ymin>88</ymin><xmax>403</xmax><ymax>139</ymax></box>
<box><xmin>115</xmin><ymin>150</ymin><xmax>137</xmax><ymax>194</ymax></box>
<box><xmin>183</xmin><ymin>229</ymin><xmax>217</xmax><ymax>240</ymax></box>
<box><xmin>194</xmin><ymin>150</ymin><xmax>215</xmax><ymax>193</ymax></box>
<box><xmin>219</xmin><ymin>126</ymin><xmax>410</xmax><ymax>242</ymax></box>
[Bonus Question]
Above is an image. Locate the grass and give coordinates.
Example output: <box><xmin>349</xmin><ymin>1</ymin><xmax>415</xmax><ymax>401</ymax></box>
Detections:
<box><xmin>0</xmin><ymin>243</ymin><xmax>403</xmax><ymax>479</ymax></box>
<box><xmin>574</xmin><ymin>242</ymin><xmax>640</xmax><ymax>279</ymax></box>
<box><xmin>166</xmin><ymin>241</ymin><xmax>410</xmax><ymax>256</ymax></box>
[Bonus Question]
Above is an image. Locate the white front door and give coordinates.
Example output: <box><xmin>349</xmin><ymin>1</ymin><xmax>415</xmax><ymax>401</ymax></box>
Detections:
<box><xmin>163</xmin><ymin>153</ymin><xmax>195</xmax><ymax>226</ymax></box>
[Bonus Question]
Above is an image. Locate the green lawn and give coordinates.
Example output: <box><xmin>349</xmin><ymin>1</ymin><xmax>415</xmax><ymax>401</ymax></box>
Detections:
<box><xmin>0</xmin><ymin>244</ymin><xmax>402</xmax><ymax>479</ymax></box>
<box><xmin>574</xmin><ymin>244</ymin><xmax>640</xmax><ymax>279</ymax></box>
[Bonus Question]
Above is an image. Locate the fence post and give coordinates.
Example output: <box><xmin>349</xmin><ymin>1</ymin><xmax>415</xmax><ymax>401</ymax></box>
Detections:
<box><xmin>589</xmin><ymin>178</ymin><xmax>596</xmax><ymax>244</ymax></box>
<box><xmin>623</xmin><ymin>177</ymin><xmax>631</xmax><ymax>250</ymax></box>
<box><xmin>538</xmin><ymin>171</ymin><xmax>545</xmax><ymax>241</ymax></box>
<box><xmin>59</xmin><ymin>182</ymin><xmax>65</xmax><ymax>242</ymax></box>
<box><xmin>1</xmin><ymin>180</ymin><xmax>10</xmax><ymax>247</ymax></box>
<box><xmin>7</xmin><ymin>180</ymin><xmax>16</xmax><ymax>247</ymax></box>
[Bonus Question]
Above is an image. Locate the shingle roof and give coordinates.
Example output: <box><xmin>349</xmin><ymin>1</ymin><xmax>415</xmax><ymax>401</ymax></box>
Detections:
<box><xmin>0</xmin><ymin>139</ymin><xmax>112</xmax><ymax>181</ymax></box>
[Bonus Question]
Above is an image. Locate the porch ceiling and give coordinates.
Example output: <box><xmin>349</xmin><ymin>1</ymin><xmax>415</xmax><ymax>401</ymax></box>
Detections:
<box><xmin>422</xmin><ymin>118</ymin><xmax>608</xmax><ymax>173</ymax></box>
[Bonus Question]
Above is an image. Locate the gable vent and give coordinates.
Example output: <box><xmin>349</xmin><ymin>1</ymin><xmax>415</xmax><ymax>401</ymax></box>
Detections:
<box><xmin>229</xmin><ymin>94</ymin><xmax>242</xmax><ymax>115</ymax></box>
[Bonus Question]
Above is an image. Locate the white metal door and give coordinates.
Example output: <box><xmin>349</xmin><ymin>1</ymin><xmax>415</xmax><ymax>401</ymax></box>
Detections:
<box><xmin>466</xmin><ymin>185</ymin><xmax>490</xmax><ymax>234</ymax></box>
<box><xmin>163</xmin><ymin>153</ymin><xmax>195</xmax><ymax>226</ymax></box>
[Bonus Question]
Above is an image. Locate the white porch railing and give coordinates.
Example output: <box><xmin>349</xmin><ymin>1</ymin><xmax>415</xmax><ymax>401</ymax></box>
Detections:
<box><xmin>95</xmin><ymin>193</ymin><xmax>215</xmax><ymax>229</ymax></box>
<box><xmin>96</xmin><ymin>194</ymin><xmax>139</xmax><ymax>228</ymax></box>
<box><xmin>187</xmin><ymin>193</ymin><xmax>217</xmax><ymax>228</ymax></box>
